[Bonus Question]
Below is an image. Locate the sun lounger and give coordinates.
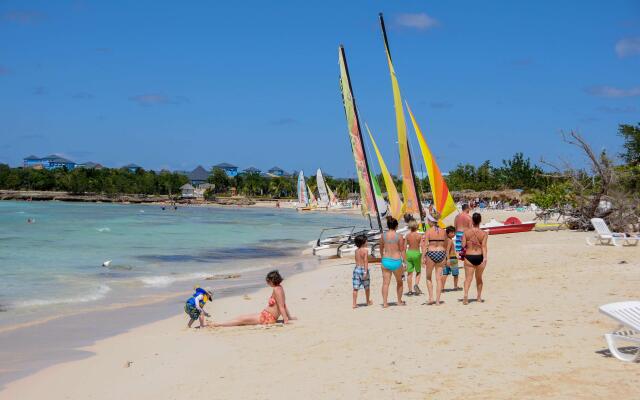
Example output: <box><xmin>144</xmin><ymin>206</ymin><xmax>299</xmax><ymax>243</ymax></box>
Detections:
<box><xmin>599</xmin><ymin>301</ymin><xmax>640</xmax><ymax>362</ymax></box>
<box><xmin>586</xmin><ymin>218</ymin><xmax>640</xmax><ymax>246</ymax></box>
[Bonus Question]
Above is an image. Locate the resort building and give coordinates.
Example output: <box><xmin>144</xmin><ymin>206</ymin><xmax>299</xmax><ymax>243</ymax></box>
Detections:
<box><xmin>77</xmin><ymin>161</ymin><xmax>103</xmax><ymax>169</ymax></box>
<box><xmin>267</xmin><ymin>166</ymin><xmax>285</xmax><ymax>177</ymax></box>
<box><xmin>23</xmin><ymin>154</ymin><xmax>76</xmax><ymax>170</ymax></box>
<box><xmin>122</xmin><ymin>163</ymin><xmax>142</xmax><ymax>173</ymax></box>
<box><xmin>242</xmin><ymin>166</ymin><xmax>261</xmax><ymax>175</ymax></box>
<box><xmin>213</xmin><ymin>162</ymin><xmax>238</xmax><ymax>177</ymax></box>
<box><xmin>187</xmin><ymin>165</ymin><xmax>210</xmax><ymax>185</ymax></box>
<box><xmin>180</xmin><ymin>183</ymin><xmax>195</xmax><ymax>198</ymax></box>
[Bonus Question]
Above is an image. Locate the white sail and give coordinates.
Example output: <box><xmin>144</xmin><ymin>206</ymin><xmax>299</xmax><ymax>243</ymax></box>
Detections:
<box><xmin>297</xmin><ymin>171</ymin><xmax>308</xmax><ymax>206</ymax></box>
<box><xmin>316</xmin><ymin>169</ymin><xmax>330</xmax><ymax>205</ymax></box>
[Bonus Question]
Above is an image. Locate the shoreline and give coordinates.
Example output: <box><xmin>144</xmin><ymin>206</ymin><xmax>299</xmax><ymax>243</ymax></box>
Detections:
<box><xmin>0</xmin><ymin>252</ymin><xmax>326</xmax><ymax>388</ymax></box>
<box><xmin>1</xmin><ymin>229</ymin><xmax>639</xmax><ymax>398</ymax></box>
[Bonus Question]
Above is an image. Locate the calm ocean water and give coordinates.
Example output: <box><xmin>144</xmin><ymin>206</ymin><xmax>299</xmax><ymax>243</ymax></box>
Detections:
<box><xmin>0</xmin><ymin>201</ymin><xmax>365</xmax><ymax>328</ymax></box>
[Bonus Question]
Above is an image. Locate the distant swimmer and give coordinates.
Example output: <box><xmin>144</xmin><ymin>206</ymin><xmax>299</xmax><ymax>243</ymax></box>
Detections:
<box><xmin>27</xmin><ymin>218</ymin><xmax>35</xmax><ymax>224</ymax></box>
<box><xmin>102</xmin><ymin>260</ymin><xmax>112</xmax><ymax>267</ymax></box>
<box><xmin>161</xmin><ymin>206</ymin><xmax>166</xmax><ymax>210</ymax></box>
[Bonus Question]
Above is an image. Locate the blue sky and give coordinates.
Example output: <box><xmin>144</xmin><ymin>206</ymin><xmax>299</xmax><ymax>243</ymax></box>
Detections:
<box><xmin>0</xmin><ymin>1</ymin><xmax>638</xmax><ymax>177</ymax></box>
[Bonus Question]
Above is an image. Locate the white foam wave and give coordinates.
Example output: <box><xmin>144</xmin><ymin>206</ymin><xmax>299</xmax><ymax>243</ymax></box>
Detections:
<box><xmin>96</xmin><ymin>227</ymin><xmax>111</xmax><ymax>232</ymax></box>
<box><xmin>139</xmin><ymin>273</ymin><xmax>212</xmax><ymax>288</ymax></box>
<box><xmin>13</xmin><ymin>284</ymin><xmax>112</xmax><ymax>308</ymax></box>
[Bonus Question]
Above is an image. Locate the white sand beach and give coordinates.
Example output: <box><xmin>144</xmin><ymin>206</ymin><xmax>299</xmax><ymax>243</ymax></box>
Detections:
<box><xmin>2</xmin><ymin>225</ymin><xmax>639</xmax><ymax>399</ymax></box>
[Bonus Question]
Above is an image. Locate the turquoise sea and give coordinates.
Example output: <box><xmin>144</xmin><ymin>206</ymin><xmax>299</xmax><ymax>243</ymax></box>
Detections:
<box><xmin>0</xmin><ymin>201</ymin><xmax>365</xmax><ymax>329</ymax></box>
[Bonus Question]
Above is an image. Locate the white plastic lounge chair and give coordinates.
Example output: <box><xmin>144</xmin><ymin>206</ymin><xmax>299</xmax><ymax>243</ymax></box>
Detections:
<box><xmin>586</xmin><ymin>218</ymin><xmax>640</xmax><ymax>246</ymax></box>
<box><xmin>599</xmin><ymin>301</ymin><xmax>640</xmax><ymax>362</ymax></box>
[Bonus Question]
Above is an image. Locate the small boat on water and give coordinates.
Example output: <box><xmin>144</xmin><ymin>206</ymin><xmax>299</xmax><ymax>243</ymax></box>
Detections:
<box><xmin>481</xmin><ymin>217</ymin><xmax>536</xmax><ymax>235</ymax></box>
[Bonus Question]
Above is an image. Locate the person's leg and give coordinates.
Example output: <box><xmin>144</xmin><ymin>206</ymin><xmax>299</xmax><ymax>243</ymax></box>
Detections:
<box><xmin>435</xmin><ymin>263</ymin><xmax>445</xmax><ymax>305</ymax></box>
<box><xmin>453</xmin><ymin>268</ymin><xmax>460</xmax><ymax>289</ymax></box>
<box><xmin>441</xmin><ymin>268</ymin><xmax>449</xmax><ymax>291</ymax></box>
<box><xmin>187</xmin><ymin>318</ymin><xmax>196</xmax><ymax>328</ymax></box>
<box><xmin>198</xmin><ymin>313</ymin><xmax>206</xmax><ymax>327</ymax></box>
<box><xmin>475</xmin><ymin>264</ymin><xmax>486</xmax><ymax>302</ymax></box>
<box><xmin>414</xmin><ymin>268</ymin><xmax>422</xmax><ymax>294</ymax></box>
<box><xmin>214</xmin><ymin>313</ymin><xmax>262</xmax><ymax>327</ymax></box>
<box><xmin>365</xmin><ymin>287</ymin><xmax>372</xmax><ymax>305</ymax></box>
<box><xmin>381</xmin><ymin>267</ymin><xmax>392</xmax><ymax>308</ymax></box>
<box><xmin>425</xmin><ymin>259</ymin><xmax>435</xmax><ymax>304</ymax></box>
<box><xmin>353</xmin><ymin>289</ymin><xmax>358</xmax><ymax>309</ymax></box>
<box><xmin>392</xmin><ymin>268</ymin><xmax>405</xmax><ymax>305</ymax></box>
<box><xmin>463</xmin><ymin>262</ymin><xmax>475</xmax><ymax>305</ymax></box>
<box><xmin>407</xmin><ymin>271</ymin><xmax>414</xmax><ymax>295</ymax></box>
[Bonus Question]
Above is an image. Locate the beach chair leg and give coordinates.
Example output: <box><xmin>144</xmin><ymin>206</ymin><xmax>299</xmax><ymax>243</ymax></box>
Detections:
<box><xmin>612</xmin><ymin>237</ymin><xmax>623</xmax><ymax>247</ymax></box>
<box><xmin>604</xmin><ymin>332</ymin><xmax>640</xmax><ymax>362</ymax></box>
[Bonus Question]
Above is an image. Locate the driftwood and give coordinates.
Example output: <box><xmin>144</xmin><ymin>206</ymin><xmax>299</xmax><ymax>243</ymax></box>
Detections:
<box><xmin>541</xmin><ymin>131</ymin><xmax>638</xmax><ymax>231</ymax></box>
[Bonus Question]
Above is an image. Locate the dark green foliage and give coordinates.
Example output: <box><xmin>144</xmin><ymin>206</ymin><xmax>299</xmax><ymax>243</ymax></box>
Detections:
<box><xmin>208</xmin><ymin>168</ymin><xmax>230</xmax><ymax>194</ymax></box>
<box><xmin>618</xmin><ymin>123</ymin><xmax>640</xmax><ymax>166</ymax></box>
<box><xmin>444</xmin><ymin>153</ymin><xmax>547</xmax><ymax>191</ymax></box>
<box><xmin>0</xmin><ymin>165</ymin><xmax>188</xmax><ymax>196</ymax></box>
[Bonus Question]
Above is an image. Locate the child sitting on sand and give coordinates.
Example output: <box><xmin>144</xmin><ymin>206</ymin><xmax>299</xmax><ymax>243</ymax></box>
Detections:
<box><xmin>185</xmin><ymin>287</ymin><xmax>213</xmax><ymax>328</ymax></box>
<box><xmin>352</xmin><ymin>234</ymin><xmax>373</xmax><ymax>308</ymax></box>
<box><xmin>442</xmin><ymin>226</ymin><xmax>461</xmax><ymax>291</ymax></box>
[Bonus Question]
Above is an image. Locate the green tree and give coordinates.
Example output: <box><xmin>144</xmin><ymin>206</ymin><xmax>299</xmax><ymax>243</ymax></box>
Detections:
<box><xmin>208</xmin><ymin>168</ymin><xmax>230</xmax><ymax>194</ymax></box>
<box><xmin>618</xmin><ymin>123</ymin><xmax>640</xmax><ymax>166</ymax></box>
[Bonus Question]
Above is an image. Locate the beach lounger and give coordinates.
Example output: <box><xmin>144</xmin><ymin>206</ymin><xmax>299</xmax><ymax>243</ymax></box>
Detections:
<box><xmin>599</xmin><ymin>301</ymin><xmax>640</xmax><ymax>362</ymax></box>
<box><xmin>586</xmin><ymin>218</ymin><xmax>640</xmax><ymax>246</ymax></box>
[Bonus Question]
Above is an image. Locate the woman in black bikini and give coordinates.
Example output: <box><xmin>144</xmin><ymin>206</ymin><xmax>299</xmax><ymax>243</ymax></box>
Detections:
<box><xmin>423</xmin><ymin>213</ymin><xmax>447</xmax><ymax>305</ymax></box>
<box><xmin>461</xmin><ymin>212</ymin><xmax>488</xmax><ymax>305</ymax></box>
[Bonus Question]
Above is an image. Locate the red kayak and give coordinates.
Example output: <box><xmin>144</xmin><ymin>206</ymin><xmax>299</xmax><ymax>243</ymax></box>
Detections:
<box><xmin>481</xmin><ymin>217</ymin><xmax>536</xmax><ymax>235</ymax></box>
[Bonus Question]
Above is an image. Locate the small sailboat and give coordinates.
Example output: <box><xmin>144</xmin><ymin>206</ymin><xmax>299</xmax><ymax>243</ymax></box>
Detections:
<box><xmin>296</xmin><ymin>171</ymin><xmax>313</xmax><ymax>211</ymax></box>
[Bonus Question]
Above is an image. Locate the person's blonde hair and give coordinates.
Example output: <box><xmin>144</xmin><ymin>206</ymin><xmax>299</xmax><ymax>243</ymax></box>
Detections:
<box><xmin>408</xmin><ymin>220</ymin><xmax>418</xmax><ymax>231</ymax></box>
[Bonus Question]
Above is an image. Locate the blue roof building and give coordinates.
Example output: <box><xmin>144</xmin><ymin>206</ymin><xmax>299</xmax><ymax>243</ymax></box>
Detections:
<box><xmin>213</xmin><ymin>162</ymin><xmax>238</xmax><ymax>177</ymax></box>
<box><xmin>122</xmin><ymin>163</ymin><xmax>142</xmax><ymax>173</ymax></box>
<box><xmin>242</xmin><ymin>166</ymin><xmax>261</xmax><ymax>175</ymax></box>
<box><xmin>267</xmin><ymin>166</ymin><xmax>285</xmax><ymax>177</ymax></box>
<box><xmin>187</xmin><ymin>165</ymin><xmax>210</xmax><ymax>185</ymax></box>
<box><xmin>23</xmin><ymin>154</ymin><xmax>76</xmax><ymax>170</ymax></box>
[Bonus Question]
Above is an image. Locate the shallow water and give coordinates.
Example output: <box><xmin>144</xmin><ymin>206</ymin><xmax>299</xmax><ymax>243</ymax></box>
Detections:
<box><xmin>0</xmin><ymin>201</ymin><xmax>365</xmax><ymax>329</ymax></box>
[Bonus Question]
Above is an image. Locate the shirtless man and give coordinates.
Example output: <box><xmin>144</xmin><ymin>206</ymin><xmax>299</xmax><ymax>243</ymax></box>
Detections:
<box><xmin>453</xmin><ymin>203</ymin><xmax>473</xmax><ymax>255</ymax></box>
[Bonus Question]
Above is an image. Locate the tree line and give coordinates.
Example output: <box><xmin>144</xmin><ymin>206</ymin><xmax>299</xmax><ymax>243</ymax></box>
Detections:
<box><xmin>0</xmin><ymin>165</ymin><xmax>188</xmax><ymax>196</ymax></box>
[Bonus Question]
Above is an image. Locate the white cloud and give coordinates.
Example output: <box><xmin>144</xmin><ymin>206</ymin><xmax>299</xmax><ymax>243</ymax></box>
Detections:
<box><xmin>585</xmin><ymin>85</ymin><xmax>640</xmax><ymax>98</ymax></box>
<box><xmin>615</xmin><ymin>37</ymin><xmax>640</xmax><ymax>58</ymax></box>
<box><xmin>395</xmin><ymin>13</ymin><xmax>439</xmax><ymax>30</ymax></box>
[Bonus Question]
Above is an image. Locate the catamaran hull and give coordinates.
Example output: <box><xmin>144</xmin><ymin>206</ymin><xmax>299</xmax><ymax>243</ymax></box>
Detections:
<box><xmin>482</xmin><ymin>222</ymin><xmax>535</xmax><ymax>235</ymax></box>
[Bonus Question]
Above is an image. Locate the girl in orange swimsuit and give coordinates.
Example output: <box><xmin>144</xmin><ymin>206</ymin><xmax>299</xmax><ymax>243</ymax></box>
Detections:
<box><xmin>214</xmin><ymin>270</ymin><xmax>295</xmax><ymax>327</ymax></box>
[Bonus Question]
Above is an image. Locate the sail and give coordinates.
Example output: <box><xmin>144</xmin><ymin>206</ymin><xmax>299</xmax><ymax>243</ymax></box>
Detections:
<box><xmin>297</xmin><ymin>171</ymin><xmax>308</xmax><ymax>205</ymax></box>
<box><xmin>307</xmin><ymin>184</ymin><xmax>317</xmax><ymax>204</ymax></box>
<box><xmin>370</xmin><ymin>171</ymin><xmax>388</xmax><ymax>216</ymax></box>
<box><xmin>316</xmin><ymin>169</ymin><xmax>330</xmax><ymax>204</ymax></box>
<box><xmin>366</xmin><ymin>124</ymin><xmax>403</xmax><ymax>219</ymax></box>
<box><xmin>379</xmin><ymin>14</ymin><xmax>419</xmax><ymax>215</ymax></box>
<box><xmin>327</xmin><ymin>184</ymin><xmax>338</xmax><ymax>204</ymax></box>
<box><xmin>338</xmin><ymin>46</ymin><xmax>378</xmax><ymax>219</ymax></box>
<box><xmin>406</xmin><ymin>102</ymin><xmax>457</xmax><ymax>221</ymax></box>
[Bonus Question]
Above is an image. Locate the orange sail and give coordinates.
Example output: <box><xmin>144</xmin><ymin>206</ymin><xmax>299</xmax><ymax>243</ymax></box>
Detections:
<box><xmin>406</xmin><ymin>102</ymin><xmax>457</xmax><ymax>222</ymax></box>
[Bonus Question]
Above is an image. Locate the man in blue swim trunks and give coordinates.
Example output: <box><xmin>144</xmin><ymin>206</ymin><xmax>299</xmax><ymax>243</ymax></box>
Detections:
<box><xmin>454</xmin><ymin>203</ymin><xmax>472</xmax><ymax>255</ymax></box>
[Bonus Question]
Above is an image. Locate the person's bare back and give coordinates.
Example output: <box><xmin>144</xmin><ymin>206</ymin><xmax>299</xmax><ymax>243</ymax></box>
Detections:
<box><xmin>454</xmin><ymin>212</ymin><xmax>472</xmax><ymax>232</ymax></box>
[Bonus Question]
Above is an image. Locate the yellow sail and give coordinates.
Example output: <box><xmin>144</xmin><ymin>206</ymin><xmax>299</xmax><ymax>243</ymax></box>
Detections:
<box><xmin>366</xmin><ymin>124</ymin><xmax>402</xmax><ymax>220</ymax></box>
<box><xmin>406</xmin><ymin>102</ymin><xmax>457</xmax><ymax>222</ymax></box>
<box><xmin>381</xmin><ymin>19</ymin><xmax>419</xmax><ymax>215</ymax></box>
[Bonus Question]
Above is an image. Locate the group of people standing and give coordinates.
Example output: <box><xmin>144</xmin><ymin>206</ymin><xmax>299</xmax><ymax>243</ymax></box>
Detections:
<box><xmin>352</xmin><ymin>203</ymin><xmax>488</xmax><ymax>308</ymax></box>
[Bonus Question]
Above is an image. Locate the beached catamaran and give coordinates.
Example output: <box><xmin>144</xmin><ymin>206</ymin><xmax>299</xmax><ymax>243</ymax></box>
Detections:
<box><xmin>311</xmin><ymin>46</ymin><xmax>386</xmax><ymax>257</ymax></box>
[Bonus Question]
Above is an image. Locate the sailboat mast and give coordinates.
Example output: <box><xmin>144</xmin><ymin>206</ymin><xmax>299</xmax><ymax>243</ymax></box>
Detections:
<box><xmin>339</xmin><ymin>45</ymin><xmax>384</xmax><ymax>232</ymax></box>
<box><xmin>379</xmin><ymin>12</ymin><xmax>426</xmax><ymax>226</ymax></box>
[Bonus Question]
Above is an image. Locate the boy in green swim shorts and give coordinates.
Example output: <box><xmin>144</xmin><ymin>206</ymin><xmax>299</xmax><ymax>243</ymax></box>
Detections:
<box><xmin>442</xmin><ymin>226</ymin><xmax>461</xmax><ymax>291</ymax></box>
<box><xmin>405</xmin><ymin>220</ymin><xmax>424</xmax><ymax>296</ymax></box>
